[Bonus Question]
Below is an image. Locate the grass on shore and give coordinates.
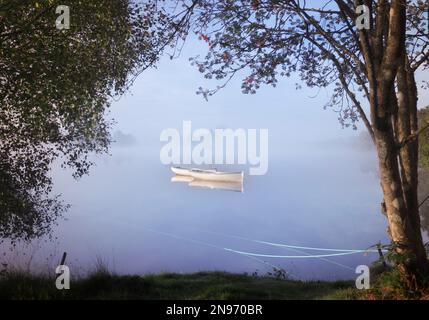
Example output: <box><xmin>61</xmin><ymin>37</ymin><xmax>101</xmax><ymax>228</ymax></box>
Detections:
<box><xmin>0</xmin><ymin>270</ymin><xmax>358</xmax><ymax>300</ymax></box>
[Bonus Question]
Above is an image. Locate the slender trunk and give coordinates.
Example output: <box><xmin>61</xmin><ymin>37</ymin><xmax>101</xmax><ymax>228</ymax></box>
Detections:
<box><xmin>366</xmin><ymin>0</ymin><xmax>429</xmax><ymax>291</ymax></box>
<box><xmin>374</xmin><ymin>133</ymin><xmax>428</xmax><ymax>290</ymax></box>
<box><xmin>373</xmin><ymin>94</ymin><xmax>429</xmax><ymax>290</ymax></box>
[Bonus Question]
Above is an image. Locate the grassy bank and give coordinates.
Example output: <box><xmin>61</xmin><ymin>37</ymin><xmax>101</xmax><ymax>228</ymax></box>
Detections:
<box><xmin>0</xmin><ymin>271</ymin><xmax>358</xmax><ymax>300</ymax></box>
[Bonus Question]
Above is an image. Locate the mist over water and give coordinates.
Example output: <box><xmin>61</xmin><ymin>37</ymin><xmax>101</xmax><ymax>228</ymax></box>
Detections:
<box><xmin>1</xmin><ymin>50</ymin><xmax>410</xmax><ymax>281</ymax></box>
<box><xmin>1</xmin><ymin>125</ymin><xmax>389</xmax><ymax>280</ymax></box>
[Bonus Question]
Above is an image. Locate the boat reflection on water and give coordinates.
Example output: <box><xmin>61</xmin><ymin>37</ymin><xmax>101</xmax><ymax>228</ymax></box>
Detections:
<box><xmin>171</xmin><ymin>175</ymin><xmax>244</xmax><ymax>193</ymax></box>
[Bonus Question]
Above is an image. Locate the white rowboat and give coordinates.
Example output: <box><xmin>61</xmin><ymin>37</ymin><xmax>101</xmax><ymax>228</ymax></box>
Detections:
<box><xmin>171</xmin><ymin>167</ymin><xmax>244</xmax><ymax>183</ymax></box>
<box><xmin>171</xmin><ymin>175</ymin><xmax>243</xmax><ymax>192</ymax></box>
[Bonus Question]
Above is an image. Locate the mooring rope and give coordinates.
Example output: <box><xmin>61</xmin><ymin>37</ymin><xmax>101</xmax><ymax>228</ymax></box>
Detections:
<box><xmin>143</xmin><ymin>228</ymin><xmax>366</xmax><ymax>258</ymax></box>
<box><xmin>98</xmin><ymin>218</ymin><xmax>296</xmax><ymax>276</ymax></box>
<box><xmin>188</xmin><ymin>228</ymin><xmax>357</xmax><ymax>271</ymax></box>
<box><xmin>223</xmin><ymin>248</ymin><xmax>368</xmax><ymax>259</ymax></box>
<box><xmin>191</xmin><ymin>228</ymin><xmax>384</xmax><ymax>253</ymax></box>
<box><xmin>94</xmin><ymin>216</ymin><xmax>375</xmax><ymax>274</ymax></box>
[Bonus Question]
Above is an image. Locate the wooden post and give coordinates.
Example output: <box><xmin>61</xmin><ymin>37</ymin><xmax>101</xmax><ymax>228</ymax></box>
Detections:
<box><xmin>377</xmin><ymin>243</ymin><xmax>387</xmax><ymax>268</ymax></box>
<box><xmin>55</xmin><ymin>252</ymin><xmax>67</xmax><ymax>277</ymax></box>
<box><xmin>60</xmin><ymin>252</ymin><xmax>67</xmax><ymax>266</ymax></box>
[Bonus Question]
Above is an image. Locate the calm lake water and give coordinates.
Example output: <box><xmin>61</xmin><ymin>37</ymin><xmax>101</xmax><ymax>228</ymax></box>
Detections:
<box><xmin>3</xmin><ymin>137</ymin><xmax>391</xmax><ymax>280</ymax></box>
<box><xmin>0</xmin><ymin>57</ymin><xmax>400</xmax><ymax>281</ymax></box>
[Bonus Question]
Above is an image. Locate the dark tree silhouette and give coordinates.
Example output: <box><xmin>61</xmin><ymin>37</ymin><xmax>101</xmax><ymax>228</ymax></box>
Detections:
<box><xmin>0</xmin><ymin>0</ymin><xmax>168</xmax><ymax>241</ymax></box>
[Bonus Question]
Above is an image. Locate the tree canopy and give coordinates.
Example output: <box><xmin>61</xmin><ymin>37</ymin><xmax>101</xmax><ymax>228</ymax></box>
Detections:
<box><xmin>0</xmin><ymin>0</ymin><xmax>168</xmax><ymax>240</ymax></box>
<box><xmin>160</xmin><ymin>1</ymin><xmax>428</xmax><ymax>130</ymax></box>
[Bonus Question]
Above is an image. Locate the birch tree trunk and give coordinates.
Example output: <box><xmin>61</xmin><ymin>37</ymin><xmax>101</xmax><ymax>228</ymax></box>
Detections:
<box><xmin>368</xmin><ymin>0</ymin><xmax>429</xmax><ymax>290</ymax></box>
